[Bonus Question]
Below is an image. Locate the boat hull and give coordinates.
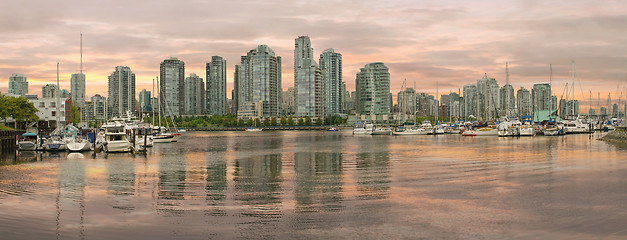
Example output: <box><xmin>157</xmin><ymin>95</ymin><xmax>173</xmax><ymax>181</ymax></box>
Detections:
<box><xmin>18</xmin><ymin>141</ymin><xmax>37</xmax><ymax>151</ymax></box>
<box><xmin>67</xmin><ymin>142</ymin><xmax>92</xmax><ymax>152</ymax></box>
<box><xmin>104</xmin><ymin>141</ymin><xmax>131</xmax><ymax>153</ymax></box>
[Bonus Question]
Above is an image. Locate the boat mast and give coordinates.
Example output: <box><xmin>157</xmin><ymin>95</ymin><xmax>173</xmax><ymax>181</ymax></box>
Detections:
<box><xmin>152</xmin><ymin>78</ymin><xmax>155</xmax><ymax>126</ymax></box>
<box><xmin>549</xmin><ymin>64</ymin><xmax>552</xmax><ymax>117</ymax></box>
<box><xmin>571</xmin><ymin>61</ymin><xmax>575</xmax><ymax>116</ymax></box>
<box><xmin>157</xmin><ymin>76</ymin><xmax>161</xmax><ymax>129</ymax></box>
<box><xmin>436</xmin><ymin>80</ymin><xmax>439</xmax><ymax>123</ymax></box>
<box><xmin>56</xmin><ymin>62</ymin><xmax>60</xmax><ymax>127</ymax></box>
<box><xmin>506</xmin><ymin>62</ymin><xmax>510</xmax><ymax>118</ymax></box>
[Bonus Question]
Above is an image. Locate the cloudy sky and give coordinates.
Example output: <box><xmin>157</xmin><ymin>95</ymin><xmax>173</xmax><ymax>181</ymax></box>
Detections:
<box><xmin>1</xmin><ymin>0</ymin><xmax>626</xmax><ymax>105</ymax></box>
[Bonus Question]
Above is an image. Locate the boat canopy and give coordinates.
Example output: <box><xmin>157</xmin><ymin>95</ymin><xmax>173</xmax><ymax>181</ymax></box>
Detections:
<box><xmin>22</xmin><ymin>132</ymin><xmax>37</xmax><ymax>137</ymax></box>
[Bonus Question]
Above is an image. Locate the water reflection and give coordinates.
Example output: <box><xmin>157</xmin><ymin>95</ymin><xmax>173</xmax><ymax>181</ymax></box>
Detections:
<box><xmin>2</xmin><ymin>132</ymin><xmax>627</xmax><ymax>239</ymax></box>
<box><xmin>355</xmin><ymin>137</ymin><xmax>391</xmax><ymax>200</ymax></box>
<box><xmin>205</xmin><ymin>149</ymin><xmax>227</xmax><ymax>215</ymax></box>
<box><xmin>157</xmin><ymin>150</ymin><xmax>186</xmax><ymax>215</ymax></box>
<box><xmin>106</xmin><ymin>156</ymin><xmax>136</xmax><ymax>211</ymax></box>
<box><xmin>57</xmin><ymin>153</ymin><xmax>86</xmax><ymax>239</ymax></box>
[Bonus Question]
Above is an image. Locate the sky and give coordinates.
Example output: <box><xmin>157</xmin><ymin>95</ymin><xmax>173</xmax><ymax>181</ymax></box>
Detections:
<box><xmin>1</xmin><ymin>0</ymin><xmax>626</xmax><ymax>107</ymax></box>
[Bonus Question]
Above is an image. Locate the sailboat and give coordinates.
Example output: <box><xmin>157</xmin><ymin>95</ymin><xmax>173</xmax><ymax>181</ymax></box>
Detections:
<box><xmin>66</xmin><ymin>34</ymin><xmax>92</xmax><ymax>152</ymax></box>
<box><xmin>153</xmin><ymin>77</ymin><xmax>174</xmax><ymax>143</ymax></box>
<box><xmin>44</xmin><ymin>63</ymin><xmax>68</xmax><ymax>151</ymax></box>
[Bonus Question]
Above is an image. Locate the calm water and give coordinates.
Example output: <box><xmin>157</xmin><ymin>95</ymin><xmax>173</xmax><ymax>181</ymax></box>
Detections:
<box><xmin>1</xmin><ymin>131</ymin><xmax>626</xmax><ymax>239</ymax></box>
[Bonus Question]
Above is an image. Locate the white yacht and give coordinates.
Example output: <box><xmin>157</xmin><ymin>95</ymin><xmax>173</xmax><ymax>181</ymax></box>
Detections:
<box><xmin>17</xmin><ymin>132</ymin><xmax>39</xmax><ymax>151</ymax></box>
<box><xmin>353</xmin><ymin>122</ymin><xmax>374</xmax><ymax>135</ymax></box>
<box><xmin>497</xmin><ymin>120</ymin><xmax>521</xmax><ymax>137</ymax></box>
<box><xmin>462</xmin><ymin>126</ymin><xmax>499</xmax><ymax>136</ymax></box>
<box><xmin>97</xmin><ymin>121</ymin><xmax>131</xmax><ymax>153</ymax></box>
<box><xmin>371</xmin><ymin>126</ymin><xmax>393</xmax><ymax>135</ymax></box>
<box><xmin>563</xmin><ymin>118</ymin><xmax>592</xmax><ymax>134</ymax></box>
<box><xmin>392</xmin><ymin>126</ymin><xmax>429</xmax><ymax>135</ymax></box>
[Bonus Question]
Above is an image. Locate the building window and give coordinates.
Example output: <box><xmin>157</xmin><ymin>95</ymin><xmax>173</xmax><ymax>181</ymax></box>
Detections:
<box><xmin>50</xmin><ymin>102</ymin><xmax>56</xmax><ymax>107</ymax></box>
<box><xmin>52</xmin><ymin>111</ymin><xmax>56</xmax><ymax>116</ymax></box>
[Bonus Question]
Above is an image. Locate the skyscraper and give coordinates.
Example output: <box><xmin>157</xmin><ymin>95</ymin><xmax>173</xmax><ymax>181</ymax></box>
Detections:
<box><xmin>70</xmin><ymin>73</ymin><xmax>85</xmax><ymax>108</ymax></box>
<box><xmin>355</xmin><ymin>62</ymin><xmax>390</xmax><ymax>115</ymax></box>
<box><xmin>500</xmin><ymin>84</ymin><xmax>515</xmax><ymax>117</ymax></box>
<box><xmin>463</xmin><ymin>84</ymin><xmax>477</xmax><ymax>118</ymax></box>
<box><xmin>139</xmin><ymin>89</ymin><xmax>152</xmax><ymax>113</ymax></box>
<box><xmin>320</xmin><ymin>48</ymin><xmax>343</xmax><ymax>116</ymax></box>
<box><xmin>397</xmin><ymin>88</ymin><xmax>416</xmax><ymax>115</ymax></box>
<box><xmin>8</xmin><ymin>74</ymin><xmax>28</xmax><ymax>95</ymax></box>
<box><xmin>107</xmin><ymin>66</ymin><xmax>136</xmax><ymax>117</ymax></box>
<box><xmin>185</xmin><ymin>73</ymin><xmax>205</xmax><ymax>115</ymax></box>
<box><xmin>294</xmin><ymin>36</ymin><xmax>325</xmax><ymax>118</ymax></box>
<box><xmin>206</xmin><ymin>56</ymin><xmax>227</xmax><ymax>115</ymax></box>
<box><xmin>532</xmin><ymin>83</ymin><xmax>551</xmax><ymax>114</ymax></box>
<box><xmin>160</xmin><ymin>57</ymin><xmax>185</xmax><ymax>116</ymax></box>
<box><xmin>517</xmin><ymin>87</ymin><xmax>532</xmax><ymax>117</ymax></box>
<box><xmin>42</xmin><ymin>84</ymin><xmax>59</xmax><ymax>99</ymax></box>
<box><xmin>235</xmin><ymin>45</ymin><xmax>282</xmax><ymax>118</ymax></box>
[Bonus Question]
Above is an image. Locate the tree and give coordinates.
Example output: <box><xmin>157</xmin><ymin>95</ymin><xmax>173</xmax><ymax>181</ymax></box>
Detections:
<box><xmin>254</xmin><ymin>118</ymin><xmax>261</xmax><ymax>127</ymax></box>
<box><xmin>304</xmin><ymin>116</ymin><xmax>312</xmax><ymax>125</ymax></box>
<box><xmin>280</xmin><ymin>117</ymin><xmax>287</xmax><ymax>125</ymax></box>
<box><xmin>297</xmin><ymin>118</ymin><xmax>304</xmax><ymax>126</ymax></box>
<box><xmin>70</xmin><ymin>105</ymin><xmax>81</xmax><ymax>124</ymax></box>
<box><xmin>247</xmin><ymin>118</ymin><xmax>254</xmax><ymax>126</ymax></box>
<box><xmin>238</xmin><ymin>119</ymin><xmax>245</xmax><ymax>126</ymax></box>
<box><xmin>271</xmin><ymin>117</ymin><xmax>277</xmax><ymax>126</ymax></box>
<box><xmin>0</xmin><ymin>95</ymin><xmax>38</xmax><ymax>124</ymax></box>
<box><xmin>263</xmin><ymin>117</ymin><xmax>270</xmax><ymax>126</ymax></box>
<box><xmin>288</xmin><ymin>117</ymin><xmax>295</xmax><ymax>126</ymax></box>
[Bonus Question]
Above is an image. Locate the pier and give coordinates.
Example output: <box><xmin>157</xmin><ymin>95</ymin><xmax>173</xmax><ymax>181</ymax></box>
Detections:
<box><xmin>0</xmin><ymin>130</ymin><xmax>24</xmax><ymax>153</ymax></box>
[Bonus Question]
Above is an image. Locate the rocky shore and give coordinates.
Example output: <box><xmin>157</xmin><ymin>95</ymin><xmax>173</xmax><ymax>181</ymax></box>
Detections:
<box><xmin>600</xmin><ymin>126</ymin><xmax>627</xmax><ymax>143</ymax></box>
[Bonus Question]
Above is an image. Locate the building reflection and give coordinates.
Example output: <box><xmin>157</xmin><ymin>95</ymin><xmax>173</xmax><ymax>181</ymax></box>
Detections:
<box><xmin>294</xmin><ymin>151</ymin><xmax>343</xmax><ymax>212</ymax></box>
<box><xmin>355</xmin><ymin>137</ymin><xmax>391</xmax><ymax>200</ymax></box>
<box><xmin>106</xmin><ymin>156</ymin><xmax>136</xmax><ymax>211</ymax></box>
<box><xmin>157</xmin><ymin>150</ymin><xmax>186</xmax><ymax>215</ymax></box>
<box><xmin>233</xmin><ymin>137</ymin><xmax>283</xmax><ymax>238</ymax></box>
<box><xmin>205</xmin><ymin>150</ymin><xmax>227</xmax><ymax>216</ymax></box>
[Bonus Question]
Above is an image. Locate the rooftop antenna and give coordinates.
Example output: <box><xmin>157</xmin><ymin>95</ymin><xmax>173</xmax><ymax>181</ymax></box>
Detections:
<box><xmin>506</xmin><ymin>62</ymin><xmax>509</xmax><ymax>85</ymax></box>
<box><xmin>80</xmin><ymin>32</ymin><xmax>82</xmax><ymax>75</ymax></box>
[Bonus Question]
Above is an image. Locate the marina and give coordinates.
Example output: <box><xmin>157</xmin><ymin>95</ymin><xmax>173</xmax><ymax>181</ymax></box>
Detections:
<box><xmin>1</xmin><ymin>130</ymin><xmax>626</xmax><ymax>239</ymax></box>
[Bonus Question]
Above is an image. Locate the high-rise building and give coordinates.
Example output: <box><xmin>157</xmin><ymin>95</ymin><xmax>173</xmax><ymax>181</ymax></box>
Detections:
<box><xmin>516</xmin><ymin>87</ymin><xmax>532</xmax><ymax>117</ymax></box>
<box><xmin>355</xmin><ymin>62</ymin><xmax>390</xmax><ymax>115</ymax></box>
<box><xmin>107</xmin><ymin>66</ymin><xmax>136</xmax><ymax>117</ymax></box>
<box><xmin>8</xmin><ymin>74</ymin><xmax>28</xmax><ymax>95</ymax></box>
<box><xmin>83</xmin><ymin>94</ymin><xmax>107</xmax><ymax>122</ymax></box>
<box><xmin>160</xmin><ymin>57</ymin><xmax>185</xmax><ymax>116</ymax></box>
<box><xmin>294</xmin><ymin>36</ymin><xmax>325</xmax><ymax>118</ymax></box>
<box><xmin>206</xmin><ymin>56</ymin><xmax>227</xmax><ymax>115</ymax></box>
<box><xmin>185</xmin><ymin>73</ymin><xmax>205</xmax><ymax>115</ymax></box>
<box><xmin>42</xmin><ymin>84</ymin><xmax>59</xmax><ymax>99</ymax></box>
<box><xmin>463</xmin><ymin>84</ymin><xmax>477</xmax><ymax>118</ymax></box>
<box><xmin>532</xmin><ymin>83</ymin><xmax>551</xmax><ymax>114</ymax></box>
<box><xmin>341</xmin><ymin>82</ymin><xmax>351</xmax><ymax>114</ymax></box>
<box><xmin>139</xmin><ymin>89</ymin><xmax>152</xmax><ymax>113</ymax></box>
<box><xmin>233</xmin><ymin>65</ymin><xmax>240</xmax><ymax>114</ymax></box>
<box><xmin>397</xmin><ymin>88</ymin><xmax>416</xmax><ymax>115</ymax></box>
<box><xmin>70</xmin><ymin>73</ymin><xmax>85</xmax><ymax>108</ymax></box>
<box><xmin>320</xmin><ymin>48</ymin><xmax>343</xmax><ymax>116</ymax></box>
<box><xmin>235</xmin><ymin>45</ymin><xmax>282</xmax><ymax>118</ymax></box>
<box><xmin>500</xmin><ymin>84</ymin><xmax>515</xmax><ymax>117</ymax></box>
<box><xmin>282</xmin><ymin>87</ymin><xmax>295</xmax><ymax>115</ymax></box>
<box><xmin>476</xmin><ymin>74</ymin><xmax>500</xmax><ymax>120</ymax></box>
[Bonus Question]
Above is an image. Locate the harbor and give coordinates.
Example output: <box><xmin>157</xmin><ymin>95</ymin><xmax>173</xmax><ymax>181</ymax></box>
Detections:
<box><xmin>1</xmin><ymin>130</ymin><xmax>626</xmax><ymax>239</ymax></box>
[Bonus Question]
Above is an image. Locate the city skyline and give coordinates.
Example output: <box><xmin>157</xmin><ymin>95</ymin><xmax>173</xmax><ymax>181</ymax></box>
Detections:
<box><xmin>1</xmin><ymin>0</ymin><xmax>626</xmax><ymax>102</ymax></box>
